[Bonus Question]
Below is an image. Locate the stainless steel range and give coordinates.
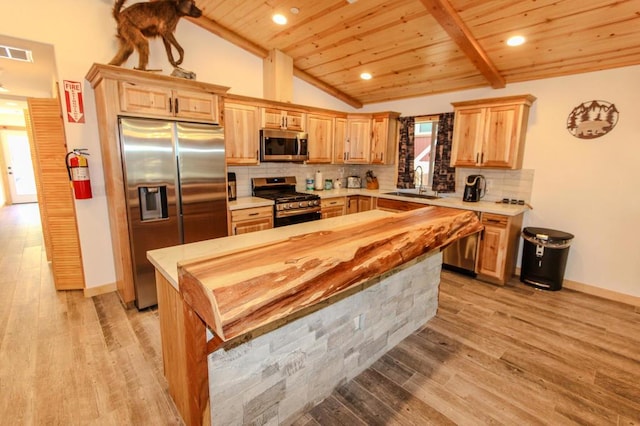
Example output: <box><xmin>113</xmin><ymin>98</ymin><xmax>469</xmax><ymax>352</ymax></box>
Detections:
<box><xmin>252</xmin><ymin>176</ymin><xmax>321</xmax><ymax>227</ymax></box>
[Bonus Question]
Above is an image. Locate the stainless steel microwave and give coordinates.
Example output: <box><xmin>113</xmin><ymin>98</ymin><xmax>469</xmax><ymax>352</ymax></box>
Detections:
<box><xmin>260</xmin><ymin>129</ymin><xmax>308</xmax><ymax>162</ymax></box>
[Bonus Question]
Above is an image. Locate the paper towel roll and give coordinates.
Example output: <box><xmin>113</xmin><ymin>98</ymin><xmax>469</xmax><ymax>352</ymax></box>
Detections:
<box><xmin>314</xmin><ymin>171</ymin><xmax>323</xmax><ymax>190</ymax></box>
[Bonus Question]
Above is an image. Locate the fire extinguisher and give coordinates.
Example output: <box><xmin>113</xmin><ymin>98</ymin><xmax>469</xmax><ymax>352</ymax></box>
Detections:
<box><xmin>66</xmin><ymin>148</ymin><xmax>93</xmax><ymax>199</ymax></box>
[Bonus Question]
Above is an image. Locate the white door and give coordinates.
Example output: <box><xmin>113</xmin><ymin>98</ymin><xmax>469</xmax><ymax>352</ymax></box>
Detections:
<box><xmin>1</xmin><ymin>130</ymin><xmax>38</xmax><ymax>204</ymax></box>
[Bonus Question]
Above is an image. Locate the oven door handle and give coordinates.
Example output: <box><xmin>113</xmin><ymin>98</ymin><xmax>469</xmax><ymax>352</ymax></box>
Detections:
<box><xmin>275</xmin><ymin>206</ymin><xmax>322</xmax><ymax>218</ymax></box>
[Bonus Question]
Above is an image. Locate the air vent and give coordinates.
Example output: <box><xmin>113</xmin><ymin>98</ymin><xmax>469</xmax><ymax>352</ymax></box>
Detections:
<box><xmin>0</xmin><ymin>45</ymin><xmax>33</xmax><ymax>62</ymax></box>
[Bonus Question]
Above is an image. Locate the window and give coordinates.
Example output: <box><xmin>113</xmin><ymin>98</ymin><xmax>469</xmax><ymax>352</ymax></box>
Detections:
<box><xmin>413</xmin><ymin>116</ymin><xmax>439</xmax><ymax>188</ymax></box>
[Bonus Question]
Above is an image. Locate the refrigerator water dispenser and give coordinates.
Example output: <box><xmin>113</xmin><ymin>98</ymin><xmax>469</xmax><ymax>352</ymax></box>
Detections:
<box><xmin>139</xmin><ymin>186</ymin><xmax>168</xmax><ymax>221</ymax></box>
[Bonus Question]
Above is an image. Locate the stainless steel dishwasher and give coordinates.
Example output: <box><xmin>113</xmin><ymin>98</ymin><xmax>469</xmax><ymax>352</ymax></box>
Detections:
<box><xmin>442</xmin><ymin>211</ymin><xmax>481</xmax><ymax>276</ymax></box>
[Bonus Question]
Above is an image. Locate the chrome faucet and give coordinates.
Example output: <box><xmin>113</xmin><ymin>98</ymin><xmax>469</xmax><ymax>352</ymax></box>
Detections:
<box><xmin>414</xmin><ymin>165</ymin><xmax>424</xmax><ymax>194</ymax></box>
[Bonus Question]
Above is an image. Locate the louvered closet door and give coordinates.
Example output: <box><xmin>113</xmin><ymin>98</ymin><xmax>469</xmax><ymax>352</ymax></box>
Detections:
<box><xmin>27</xmin><ymin>98</ymin><xmax>85</xmax><ymax>290</ymax></box>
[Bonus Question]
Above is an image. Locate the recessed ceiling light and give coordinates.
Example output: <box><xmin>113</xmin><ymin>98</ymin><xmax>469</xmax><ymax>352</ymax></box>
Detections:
<box><xmin>272</xmin><ymin>14</ymin><xmax>287</xmax><ymax>25</ymax></box>
<box><xmin>290</xmin><ymin>7</ymin><xmax>299</xmax><ymax>14</ymax></box>
<box><xmin>360</xmin><ymin>72</ymin><xmax>372</xmax><ymax>80</ymax></box>
<box><xmin>507</xmin><ymin>35</ymin><xmax>526</xmax><ymax>46</ymax></box>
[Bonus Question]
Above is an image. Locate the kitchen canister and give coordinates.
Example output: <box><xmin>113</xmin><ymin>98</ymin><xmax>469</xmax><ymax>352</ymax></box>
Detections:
<box><xmin>324</xmin><ymin>179</ymin><xmax>333</xmax><ymax>190</ymax></box>
<box><xmin>314</xmin><ymin>170</ymin><xmax>323</xmax><ymax>190</ymax></box>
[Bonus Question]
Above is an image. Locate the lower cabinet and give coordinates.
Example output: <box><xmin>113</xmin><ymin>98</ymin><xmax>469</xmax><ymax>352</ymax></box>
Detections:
<box><xmin>373</xmin><ymin>198</ymin><xmax>524</xmax><ymax>285</ymax></box>
<box><xmin>321</xmin><ymin>197</ymin><xmax>346</xmax><ymax>219</ymax></box>
<box><xmin>375</xmin><ymin>197</ymin><xmax>426</xmax><ymax>212</ymax></box>
<box><xmin>230</xmin><ymin>206</ymin><xmax>274</xmax><ymax>235</ymax></box>
<box><xmin>476</xmin><ymin>212</ymin><xmax>523</xmax><ymax>285</ymax></box>
<box><xmin>347</xmin><ymin>195</ymin><xmax>372</xmax><ymax>214</ymax></box>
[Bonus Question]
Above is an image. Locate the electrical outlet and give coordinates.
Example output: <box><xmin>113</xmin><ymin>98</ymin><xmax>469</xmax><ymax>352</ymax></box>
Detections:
<box><xmin>353</xmin><ymin>314</ymin><xmax>364</xmax><ymax>330</ymax></box>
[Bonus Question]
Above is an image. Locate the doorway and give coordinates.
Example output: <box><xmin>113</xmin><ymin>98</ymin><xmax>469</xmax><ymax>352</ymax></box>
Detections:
<box><xmin>1</xmin><ymin>128</ymin><xmax>37</xmax><ymax>204</ymax></box>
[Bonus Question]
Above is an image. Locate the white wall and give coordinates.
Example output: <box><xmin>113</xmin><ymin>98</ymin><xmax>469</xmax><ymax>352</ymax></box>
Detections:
<box><xmin>364</xmin><ymin>66</ymin><xmax>640</xmax><ymax>298</ymax></box>
<box><xmin>2</xmin><ymin>2</ymin><xmax>638</xmax><ymax>297</ymax></box>
<box><xmin>0</xmin><ymin>0</ymin><xmax>355</xmax><ymax>289</ymax></box>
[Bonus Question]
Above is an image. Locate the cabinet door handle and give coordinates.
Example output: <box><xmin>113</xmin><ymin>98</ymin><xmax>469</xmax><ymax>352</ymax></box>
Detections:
<box><xmin>175</xmin><ymin>98</ymin><xmax>179</xmax><ymax>114</ymax></box>
<box><xmin>169</xmin><ymin>98</ymin><xmax>173</xmax><ymax>113</ymax></box>
<box><xmin>480</xmin><ymin>152</ymin><xmax>484</xmax><ymax>164</ymax></box>
<box><xmin>476</xmin><ymin>153</ymin><xmax>479</xmax><ymax>163</ymax></box>
<box><xmin>249</xmin><ymin>212</ymin><xmax>259</xmax><ymax>216</ymax></box>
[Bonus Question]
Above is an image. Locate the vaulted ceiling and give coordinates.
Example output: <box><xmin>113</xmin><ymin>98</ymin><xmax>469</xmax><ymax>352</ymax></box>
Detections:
<box><xmin>190</xmin><ymin>0</ymin><xmax>640</xmax><ymax>108</ymax></box>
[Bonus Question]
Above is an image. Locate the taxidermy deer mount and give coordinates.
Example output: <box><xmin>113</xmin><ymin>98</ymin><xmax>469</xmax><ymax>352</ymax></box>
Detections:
<box><xmin>108</xmin><ymin>0</ymin><xmax>201</xmax><ymax>74</ymax></box>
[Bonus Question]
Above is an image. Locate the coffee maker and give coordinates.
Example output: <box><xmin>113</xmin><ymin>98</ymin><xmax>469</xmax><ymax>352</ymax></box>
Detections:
<box><xmin>463</xmin><ymin>174</ymin><xmax>486</xmax><ymax>202</ymax></box>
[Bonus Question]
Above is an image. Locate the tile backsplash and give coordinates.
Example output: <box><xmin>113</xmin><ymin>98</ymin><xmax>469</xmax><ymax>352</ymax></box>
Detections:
<box><xmin>229</xmin><ymin>163</ymin><xmax>534</xmax><ymax>203</ymax></box>
<box><xmin>452</xmin><ymin>168</ymin><xmax>535</xmax><ymax>203</ymax></box>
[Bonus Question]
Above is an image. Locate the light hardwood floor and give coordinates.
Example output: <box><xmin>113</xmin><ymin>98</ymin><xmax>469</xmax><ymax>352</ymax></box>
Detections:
<box><xmin>296</xmin><ymin>269</ymin><xmax>640</xmax><ymax>425</ymax></box>
<box><xmin>2</xmin><ymin>203</ymin><xmax>639</xmax><ymax>425</ymax></box>
<box><xmin>0</xmin><ymin>203</ymin><xmax>182</xmax><ymax>425</ymax></box>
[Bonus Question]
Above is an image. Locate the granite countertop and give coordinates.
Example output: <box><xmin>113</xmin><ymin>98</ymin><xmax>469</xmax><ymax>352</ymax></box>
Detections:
<box><xmin>231</xmin><ymin>188</ymin><xmax>530</xmax><ymax>216</ymax></box>
<box><xmin>228</xmin><ymin>196</ymin><xmax>274</xmax><ymax>211</ymax></box>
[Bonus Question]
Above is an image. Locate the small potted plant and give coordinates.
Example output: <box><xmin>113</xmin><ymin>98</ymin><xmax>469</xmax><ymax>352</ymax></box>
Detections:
<box><xmin>365</xmin><ymin>170</ymin><xmax>379</xmax><ymax>189</ymax></box>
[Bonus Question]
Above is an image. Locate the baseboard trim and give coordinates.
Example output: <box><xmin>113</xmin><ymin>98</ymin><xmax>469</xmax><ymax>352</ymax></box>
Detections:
<box><xmin>83</xmin><ymin>282</ymin><xmax>117</xmax><ymax>298</ymax></box>
<box><xmin>515</xmin><ymin>268</ymin><xmax>640</xmax><ymax>307</ymax></box>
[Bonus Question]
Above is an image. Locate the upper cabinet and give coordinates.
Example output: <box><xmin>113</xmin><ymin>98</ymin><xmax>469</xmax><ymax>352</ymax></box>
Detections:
<box><xmin>120</xmin><ymin>83</ymin><xmax>220</xmax><ymax>122</ymax></box>
<box><xmin>262</xmin><ymin>107</ymin><xmax>305</xmax><ymax>131</ymax></box>
<box><xmin>450</xmin><ymin>95</ymin><xmax>536</xmax><ymax>169</ymax></box>
<box><xmin>333</xmin><ymin>117</ymin><xmax>347</xmax><ymax>164</ymax></box>
<box><xmin>306</xmin><ymin>113</ymin><xmax>334</xmax><ymax>164</ymax></box>
<box><xmin>224</xmin><ymin>101</ymin><xmax>261</xmax><ymax>166</ymax></box>
<box><xmin>343</xmin><ymin>114</ymin><xmax>372</xmax><ymax>164</ymax></box>
<box><xmin>370</xmin><ymin>112</ymin><xmax>399</xmax><ymax>165</ymax></box>
<box><xmin>333</xmin><ymin>113</ymin><xmax>399</xmax><ymax>165</ymax></box>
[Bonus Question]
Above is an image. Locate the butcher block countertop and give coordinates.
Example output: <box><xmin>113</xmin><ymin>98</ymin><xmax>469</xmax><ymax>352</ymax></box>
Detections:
<box><xmin>172</xmin><ymin>206</ymin><xmax>482</xmax><ymax>343</ymax></box>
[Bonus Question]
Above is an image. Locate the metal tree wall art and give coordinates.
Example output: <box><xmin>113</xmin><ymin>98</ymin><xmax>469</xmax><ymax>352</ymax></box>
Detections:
<box><xmin>566</xmin><ymin>100</ymin><xmax>619</xmax><ymax>139</ymax></box>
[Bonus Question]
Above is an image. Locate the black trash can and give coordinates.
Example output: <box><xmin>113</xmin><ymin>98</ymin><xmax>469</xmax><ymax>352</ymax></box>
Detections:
<box><xmin>520</xmin><ymin>227</ymin><xmax>574</xmax><ymax>291</ymax></box>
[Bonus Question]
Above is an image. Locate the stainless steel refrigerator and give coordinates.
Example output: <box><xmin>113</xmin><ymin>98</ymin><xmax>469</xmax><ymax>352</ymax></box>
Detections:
<box><xmin>118</xmin><ymin>117</ymin><xmax>228</xmax><ymax>309</ymax></box>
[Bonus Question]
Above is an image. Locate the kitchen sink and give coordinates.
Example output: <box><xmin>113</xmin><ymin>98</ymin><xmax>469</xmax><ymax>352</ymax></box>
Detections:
<box><xmin>383</xmin><ymin>191</ymin><xmax>440</xmax><ymax>200</ymax></box>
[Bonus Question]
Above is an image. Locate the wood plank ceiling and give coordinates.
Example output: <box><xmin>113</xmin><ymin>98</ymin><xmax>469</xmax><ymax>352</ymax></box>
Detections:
<box><xmin>190</xmin><ymin>0</ymin><xmax>640</xmax><ymax>108</ymax></box>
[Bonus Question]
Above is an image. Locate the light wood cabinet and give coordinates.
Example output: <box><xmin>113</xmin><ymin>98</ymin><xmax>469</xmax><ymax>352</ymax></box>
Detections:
<box><xmin>333</xmin><ymin>117</ymin><xmax>347</xmax><ymax>164</ymax></box>
<box><xmin>230</xmin><ymin>206</ymin><xmax>274</xmax><ymax>235</ymax></box>
<box><xmin>320</xmin><ymin>197</ymin><xmax>346</xmax><ymax>219</ymax></box>
<box><xmin>224</xmin><ymin>101</ymin><xmax>260</xmax><ymax>165</ymax></box>
<box><xmin>375</xmin><ymin>197</ymin><xmax>426</xmax><ymax>212</ymax></box>
<box><xmin>476</xmin><ymin>212</ymin><xmax>523</xmax><ymax>285</ymax></box>
<box><xmin>451</xmin><ymin>95</ymin><xmax>536</xmax><ymax>169</ymax></box>
<box><xmin>85</xmin><ymin>63</ymin><xmax>229</xmax><ymax>306</ymax></box>
<box><xmin>307</xmin><ymin>113</ymin><xmax>334</xmax><ymax>164</ymax></box>
<box><xmin>262</xmin><ymin>107</ymin><xmax>305</xmax><ymax>131</ymax></box>
<box><xmin>119</xmin><ymin>82</ymin><xmax>221</xmax><ymax>122</ymax></box>
<box><xmin>370</xmin><ymin>112</ymin><xmax>399</xmax><ymax>165</ymax></box>
<box><xmin>346</xmin><ymin>195</ymin><xmax>372</xmax><ymax>214</ymax></box>
<box><xmin>344</xmin><ymin>115</ymin><xmax>372</xmax><ymax>164</ymax></box>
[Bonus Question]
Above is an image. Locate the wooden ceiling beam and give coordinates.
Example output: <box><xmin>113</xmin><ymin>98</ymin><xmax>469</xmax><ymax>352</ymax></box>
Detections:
<box><xmin>187</xmin><ymin>16</ymin><xmax>363</xmax><ymax>109</ymax></box>
<box><xmin>419</xmin><ymin>0</ymin><xmax>506</xmax><ymax>89</ymax></box>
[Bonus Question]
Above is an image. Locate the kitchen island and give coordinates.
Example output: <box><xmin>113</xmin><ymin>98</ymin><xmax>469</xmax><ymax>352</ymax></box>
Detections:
<box><xmin>148</xmin><ymin>207</ymin><xmax>482</xmax><ymax>425</ymax></box>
